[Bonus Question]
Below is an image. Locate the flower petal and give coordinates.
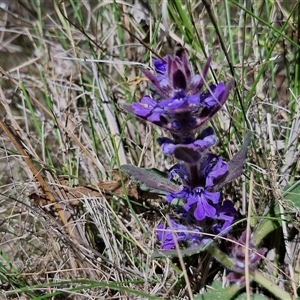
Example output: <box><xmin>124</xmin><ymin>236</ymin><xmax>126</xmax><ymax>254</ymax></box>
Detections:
<box><xmin>194</xmin><ymin>195</ymin><xmax>217</xmax><ymax>220</ymax></box>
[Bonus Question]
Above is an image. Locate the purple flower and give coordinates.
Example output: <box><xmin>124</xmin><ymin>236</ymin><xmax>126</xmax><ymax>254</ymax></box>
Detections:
<box><xmin>157</xmin><ymin>130</ymin><xmax>217</xmax><ymax>155</ymax></box>
<box><xmin>165</xmin><ymin>152</ymin><xmax>230</xmax><ymax>221</ymax></box>
<box><xmin>131</xmin><ymin>96</ymin><xmax>164</xmax><ymax>122</ymax></box>
<box><xmin>157</xmin><ymin>218</ymin><xmax>203</xmax><ymax>249</ymax></box>
<box><xmin>166</xmin><ymin>186</ymin><xmax>191</xmax><ymax>204</ymax></box>
<box><xmin>212</xmin><ymin>200</ymin><xmax>237</xmax><ymax>235</ymax></box>
<box><xmin>153</xmin><ymin>57</ymin><xmax>167</xmax><ymax>74</ymax></box>
<box><xmin>156</xmin><ymin>201</ymin><xmax>236</xmax><ymax>250</ymax></box>
<box><xmin>185</xmin><ymin>187</ymin><xmax>220</xmax><ymax>220</ymax></box>
<box><xmin>227</xmin><ymin>230</ymin><xmax>267</xmax><ymax>286</ymax></box>
<box><xmin>157</xmin><ymin>220</ymin><xmax>189</xmax><ymax>249</ymax></box>
<box><xmin>202</xmin><ymin>154</ymin><xmax>228</xmax><ymax>187</ymax></box>
<box><xmin>156</xmin><ymin>207</ymin><xmax>216</xmax><ymax>250</ymax></box>
<box><xmin>168</xmin><ymin>163</ymin><xmax>189</xmax><ymax>184</ymax></box>
<box><xmin>200</xmin><ymin>83</ymin><xmax>226</xmax><ymax>107</ymax></box>
<box><xmin>153</xmin><ymin>57</ymin><xmax>168</xmax><ymax>89</ymax></box>
<box><xmin>166</xmin><ymin>186</ymin><xmax>220</xmax><ymax>221</ymax></box>
<box><xmin>166</xmin><ymin>152</ymin><xmax>228</xmax><ymax>189</ymax></box>
<box><xmin>144</xmin><ymin>47</ymin><xmax>210</xmax><ymax>99</ymax></box>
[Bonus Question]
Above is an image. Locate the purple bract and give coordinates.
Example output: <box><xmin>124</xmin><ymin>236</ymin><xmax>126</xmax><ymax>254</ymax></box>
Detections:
<box><xmin>227</xmin><ymin>231</ymin><xmax>267</xmax><ymax>286</ymax></box>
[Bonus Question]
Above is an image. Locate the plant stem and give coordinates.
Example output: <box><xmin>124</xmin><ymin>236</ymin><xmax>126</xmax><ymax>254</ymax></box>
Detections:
<box><xmin>252</xmin><ymin>270</ymin><xmax>292</xmax><ymax>300</ymax></box>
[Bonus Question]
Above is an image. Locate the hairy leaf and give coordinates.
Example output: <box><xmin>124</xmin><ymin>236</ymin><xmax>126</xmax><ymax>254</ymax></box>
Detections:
<box><xmin>194</xmin><ymin>280</ymin><xmax>241</xmax><ymax>300</ymax></box>
<box><xmin>214</xmin><ymin>132</ymin><xmax>252</xmax><ymax>189</ymax></box>
<box><xmin>121</xmin><ymin>164</ymin><xmax>180</xmax><ymax>195</ymax></box>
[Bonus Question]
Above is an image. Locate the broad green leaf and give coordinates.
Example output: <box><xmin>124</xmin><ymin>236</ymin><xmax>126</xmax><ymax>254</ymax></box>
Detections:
<box><xmin>253</xmin><ymin>216</ymin><xmax>281</xmax><ymax>246</ymax></box>
<box><xmin>121</xmin><ymin>164</ymin><xmax>180</xmax><ymax>195</ymax></box>
<box><xmin>152</xmin><ymin>245</ymin><xmax>204</xmax><ymax>259</ymax></box>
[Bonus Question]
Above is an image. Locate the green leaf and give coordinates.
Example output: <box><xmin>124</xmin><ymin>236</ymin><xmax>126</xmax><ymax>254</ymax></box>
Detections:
<box><xmin>236</xmin><ymin>293</ymin><xmax>268</xmax><ymax>300</ymax></box>
<box><xmin>194</xmin><ymin>280</ymin><xmax>241</xmax><ymax>300</ymax></box>
<box><xmin>152</xmin><ymin>245</ymin><xmax>204</xmax><ymax>259</ymax></box>
<box><xmin>283</xmin><ymin>181</ymin><xmax>300</xmax><ymax>209</ymax></box>
<box><xmin>252</xmin><ymin>216</ymin><xmax>281</xmax><ymax>246</ymax></box>
<box><xmin>121</xmin><ymin>164</ymin><xmax>179</xmax><ymax>195</ymax></box>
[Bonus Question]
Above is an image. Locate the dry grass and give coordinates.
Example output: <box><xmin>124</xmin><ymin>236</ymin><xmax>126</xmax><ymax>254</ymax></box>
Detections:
<box><xmin>0</xmin><ymin>1</ymin><xmax>181</xmax><ymax>299</ymax></box>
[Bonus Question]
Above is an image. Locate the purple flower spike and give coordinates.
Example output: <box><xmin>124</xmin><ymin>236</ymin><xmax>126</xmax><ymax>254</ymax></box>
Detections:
<box><xmin>122</xmin><ymin>45</ymin><xmax>233</xmax><ymax>135</ymax></box>
<box><xmin>121</xmin><ymin>43</ymin><xmax>252</xmax><ymax>260</ymax></box>
<box><xmin>227</xmin><ymin>230</ymin><xmax>267</xmax><ymax>286</ymax></box>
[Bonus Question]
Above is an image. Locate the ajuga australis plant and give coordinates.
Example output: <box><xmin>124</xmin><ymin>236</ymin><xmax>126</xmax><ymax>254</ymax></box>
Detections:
<box><xmin>121</xmin><ymin>44</ymin><xmax>291</xmax><ymax>299</ymax></box>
